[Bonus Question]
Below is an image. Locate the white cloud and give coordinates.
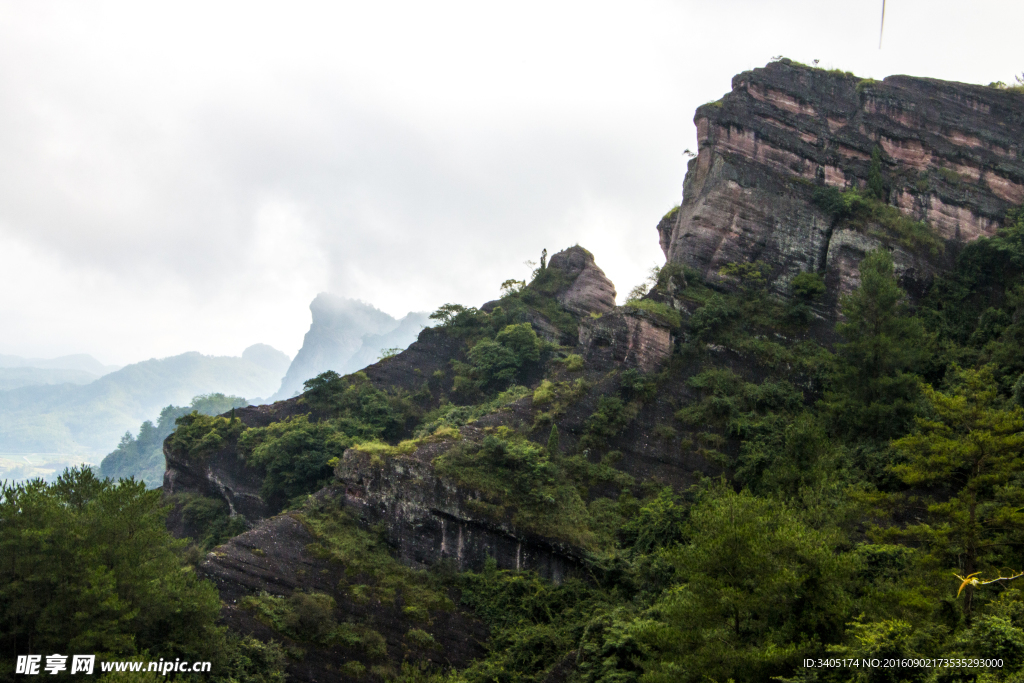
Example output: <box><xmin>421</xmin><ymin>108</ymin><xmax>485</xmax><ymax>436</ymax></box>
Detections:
<box><xmin>0</xmin><ymin>0</ymin><xmax>1021</xmax><ymax>364</ymax></box>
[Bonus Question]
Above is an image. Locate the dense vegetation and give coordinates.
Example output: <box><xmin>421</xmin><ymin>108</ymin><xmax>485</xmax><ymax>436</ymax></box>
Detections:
<box><xmin>422</xmin><ymin>207</ymin><xmax>1024</xmax><ymax>682</ymax></box>
<box><xmin>387</xmin><ymin>208</ymin><xmax>1024</xmax><ymax>683</ymax></box>
<box><xmin>10</xmin><ymin>207</ymin><xmax>1024</xmax><ymax>682</ymax></box>
<box><xmin>0</xmin><ymin>468</ymin><xmax>288</xmax><ymax>682</ymax></box>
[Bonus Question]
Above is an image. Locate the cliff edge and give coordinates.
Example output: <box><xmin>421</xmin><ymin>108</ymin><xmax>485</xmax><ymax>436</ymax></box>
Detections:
<box><xmin>661</xmin><ymin>59</ymin><xmax>1024</xmax><ymax>307</ymax></box>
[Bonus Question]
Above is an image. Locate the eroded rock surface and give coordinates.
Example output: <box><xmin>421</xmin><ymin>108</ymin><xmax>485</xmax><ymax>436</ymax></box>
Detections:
<box><xmin>163</xmin><ymin>437</ymin><xmax>270</xmax><ymax>536</ymax></box>
<box><xmin>661</xmin><ymin>59</ymin><xmax>1024</xmax><ymax>302</ymax></box>
<box><xmin>547</xmin><ymin>246</ymin><xmax>617</xmax><ymax>316</ymax></box>
<box><xmin>579</xmin><ymin>311</ymin><xmax>672</xmax><ymax>373</ymax></box>
<box><xmin>199</xmin><ymin>494</ymin><xmax>488</xmax><ymax>683</ymax></box>
<box><xmin>334</xmin><ymin>429</ymin><xmax>585</xmax><ymax>583</ymax></box>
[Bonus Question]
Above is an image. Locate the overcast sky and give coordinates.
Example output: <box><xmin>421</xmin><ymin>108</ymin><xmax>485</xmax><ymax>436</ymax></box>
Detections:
<box><xmin>0</xmin><ymin>1</ymin><xmax>1021</xmax><ymax>365</ymax></box>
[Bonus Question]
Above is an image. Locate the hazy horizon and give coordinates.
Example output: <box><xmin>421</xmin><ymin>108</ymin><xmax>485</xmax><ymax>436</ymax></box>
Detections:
<box><xmin>2</xmin><ymin>1</ymin><xmax>1022</xmax><ymax>366</ymax></box>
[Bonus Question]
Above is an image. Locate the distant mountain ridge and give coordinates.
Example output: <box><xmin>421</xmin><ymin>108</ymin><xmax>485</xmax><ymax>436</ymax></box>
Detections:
<box><xmin>0</xmin><ymin>367</ymin><xmax>99</xmax><ymax>391</ymax></box>
<box><xmin>271</xmin><ymin>295</ymin><xmax>429</xmax><ymax>400</ymax></box>
<box><xmin>0</xmin><ymin>344</ymin><xmax>290</xmax><ymax>462</ymax></box>
<box><xmin>0</xmin><ymin>353</ymin><xmax>122</xmax><ymax>390</ymax></box>
<box><xmin>0</xmin><ymin>353</ymin><xmax>121</xmax><ymax>375</ymax></box>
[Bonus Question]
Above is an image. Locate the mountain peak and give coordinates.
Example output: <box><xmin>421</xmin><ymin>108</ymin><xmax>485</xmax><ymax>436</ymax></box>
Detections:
<box><xmin>241</xmin><ymin>344</ymin><xmax>291</xmax><ymax>376</ymax></box>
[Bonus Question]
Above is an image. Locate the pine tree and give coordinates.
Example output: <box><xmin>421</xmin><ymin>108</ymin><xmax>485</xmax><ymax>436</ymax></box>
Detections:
<box><xmin>826</xmin><ymin>249</ymin><xmax>929</xmax><ymax>441</ymax></box>
<box><xmin>639</xmin><ymin>484</ymin><xmax>855</xmax><ymax>682</ymax></box>
<box><xmin>891</xmin><ymin>366</ymin><xmax>1024</xmax><ymax>617</ymax></box>
<box><xmin>0</xmin><ymin>467</ymin><xmax>229</xmax><ymax>666</ymax></box>
<box><xmin>547</xmin><ymin>423</ymin><xmax>559</xmax><ymax>457</ymax></box>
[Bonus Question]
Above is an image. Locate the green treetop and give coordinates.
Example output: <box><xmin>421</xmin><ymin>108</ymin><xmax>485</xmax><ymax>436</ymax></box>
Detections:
<box><xmin>891</xmin><ymin>366</ymin><xmax>1024</xmax><ymax>617</ymax></box>
<box><xmin>639</xmin><ymin>484</ymin><xmax>855</xmax><ymax>682</ymax></box>
<box><xmin>827</xmin><ymin>249</ymin><xmax>929</xmax><ymax>442</ymax></box>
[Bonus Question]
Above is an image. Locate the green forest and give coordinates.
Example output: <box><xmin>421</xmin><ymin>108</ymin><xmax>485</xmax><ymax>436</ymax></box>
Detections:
<box><xmin>5</xmin><ymin>205</ymin><xmax>1024</xmax><ymax>682</ymax></box>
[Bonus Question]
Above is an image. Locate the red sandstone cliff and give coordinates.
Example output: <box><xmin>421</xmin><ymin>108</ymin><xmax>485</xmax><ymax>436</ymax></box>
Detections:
<box><xmin>661</xmin><ymin>59</ymin><xmax>1024</xmax><ymax>308</ymax></box>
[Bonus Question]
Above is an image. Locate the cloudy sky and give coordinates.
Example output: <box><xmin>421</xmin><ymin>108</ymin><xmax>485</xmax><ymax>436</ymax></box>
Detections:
<box><xmin>0</xmin><ymin>1</ymin><xmax>1021</xmax><ymax>366</ymax></box>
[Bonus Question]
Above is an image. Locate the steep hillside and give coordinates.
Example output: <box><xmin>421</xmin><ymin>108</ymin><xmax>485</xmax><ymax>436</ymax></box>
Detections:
<box><xmin>153</xmin><ymin>64</ymin><xmax>1024</xmax><ymax>682</ymax></box>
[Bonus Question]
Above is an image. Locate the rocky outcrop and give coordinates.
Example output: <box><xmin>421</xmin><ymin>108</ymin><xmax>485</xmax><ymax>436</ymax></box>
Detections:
<box><xmin>163</xmin><ymin>391</ymin><xmax>315</xmax><ymax>534</ymax></box>
<box><xmin>579</xmin><ymin>311</ymin><xmax>672</xmax><ymax>373</ymax></box>
<box><xmin>198</xmin><ymin>492</ymin><xmax>488</xmax><ymax>683</ymax></box>
<box><xmin>479</xmin><ymin>245</ymin><xmax>618</xmax><ymax>345</ymax></box>
<box><xmin>162</xmin><ymin>325</ymin><xmax>472</xmax><ymax>540</ymax></box>
<box><xmin>547</xmin><ymin>246</ymin><xmax>617</xmax><ymax>316</ymax></box>
<box><xmin>163</xmin><ymin>437</ymin><xmax>271</xmax><ymax>537</ymax></box>
<box><xmin>272</xmin><ymin>295</ymin><xmax>428</xmax><ymax>400</ymax></box>
<box><xmin>661</xmin><ymin>59</ymin><xmax>1024</xmax><ymax>303</ymax></box>
<box><xmin>334</xmin><ymin>430</ymin><xmax>585</xmax><ymax>583</ymax></box>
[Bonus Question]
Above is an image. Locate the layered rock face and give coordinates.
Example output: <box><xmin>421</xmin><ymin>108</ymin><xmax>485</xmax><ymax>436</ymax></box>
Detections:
<box><xmin>334</xmin><ymin>428</ymin><xmax>584</xmax><ymax>583</ymax></box>
<box><xmin>661</xmin><ymin>60</ymin><xmax>1024</xmax><ymax>302</ymax></box>
<box><xmin>163</xmin><ymin>431</ymin><xmax>272</xmax><ymax>537</ymax></box>
<box><xmin>579</xmin><ymin>313</ymin><xmax>671</xmax><ymax>373</ymax></box>
<box><xmin>196</xmin><ymin>494</ymin><xmax>488</xmax><ymax>683</ymax></box>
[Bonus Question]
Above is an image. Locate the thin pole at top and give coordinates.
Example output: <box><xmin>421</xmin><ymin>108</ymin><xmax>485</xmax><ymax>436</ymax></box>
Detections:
<box><xmin>879</xmin><ymin>0</ymin><xmax>886</xmax><ymax>49</ymax></box>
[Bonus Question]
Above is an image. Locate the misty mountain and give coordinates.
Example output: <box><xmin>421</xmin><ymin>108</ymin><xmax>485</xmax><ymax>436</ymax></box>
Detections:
<box><xmin>271</xmin><ymin>295</ymin><xmax>429</xmax><ymax>400</ymax></box>
<box><xmin>0</xmin><ymin>353</ymin><xmax>122</xmax><ymax>375</ymax></box>
<box><xmin>0</xmin><ymin>367</ymin><xmax>100</xmax><ymax>391</ymax></box>
<box><xmin>0</xmin><ymin>353</ymin><xmax>123</xmax><ymax>390</ymax></box>
<box><xmin>0</xmin><ymin>344</ymin><xmax>290</xmax><ymax>460</ymax></box>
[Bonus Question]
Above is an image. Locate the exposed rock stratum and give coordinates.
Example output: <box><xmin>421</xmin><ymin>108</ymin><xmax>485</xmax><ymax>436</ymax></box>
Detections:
<box><xmin>661</xmin><ymin>59</ymin><xmax>1024</xmax><ymax>307</ymax></box>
